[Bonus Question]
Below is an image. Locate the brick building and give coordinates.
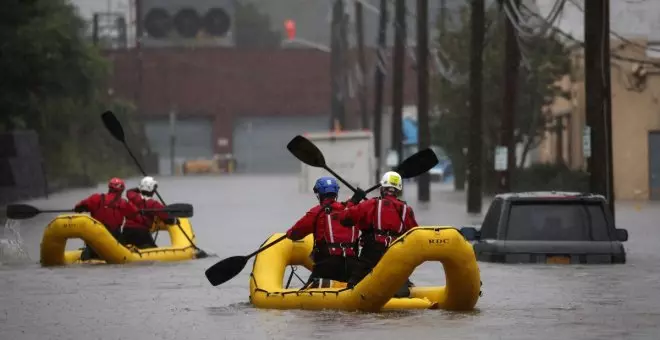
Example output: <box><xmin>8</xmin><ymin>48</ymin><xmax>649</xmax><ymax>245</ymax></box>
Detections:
<box><xmin>105</xmin><ymin>47</ymin><xmax>418</xmax><ymax>174</ymax></box>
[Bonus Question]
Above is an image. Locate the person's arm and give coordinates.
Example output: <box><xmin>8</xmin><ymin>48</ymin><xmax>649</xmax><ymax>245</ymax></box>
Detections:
<box><xmin>286</xmin><ymin>208</ymin><xmax>318</xmax><ymax>241</ymax></box>
<box><xmin>74</xmin><ymin>194</ymin><xmax>97</xmax><ymax>212</ymax></box>
<box><xmin>148</xmin><ymin>200</ymin><xmax>173</xmax><ymax>222</ymax></box>
<box><xmin>337</xmin><ymin>200</ymin><xmax>372</xmax><ymax>231</ymax></box>
<box><xmin>126</xmin><ymin>188</ymin><xmax>140</xmax><ymax>202</ymax></box>
<box><xmin>404</xmin><ymin>206</ymin><xmax>419</xmax><ymax>231</ymax></box>
<box><xmin>341</xmin><ymin>187</ymin><xmax>367</xmax><ymax>206</ymax></box>
<box><xmin>121</xmin><ymin>199</ymin><xmax>140</xmax><ymax>218</ymax></box>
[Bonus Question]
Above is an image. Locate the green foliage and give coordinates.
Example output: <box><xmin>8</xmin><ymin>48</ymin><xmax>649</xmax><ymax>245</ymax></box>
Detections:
<box><xmin>234</xmin><ymin>1</ymin><xmax>282</xmax><ymax>48</ymax></box>
<box><xmin>431</xmin><ymin>4</ymin><xmax>572</xmax><ymax>190</ymax></box>
<box><xmin>1</xmin><ymin>0</ymin><xmax>141</xmax><ymax>190</ymax></box>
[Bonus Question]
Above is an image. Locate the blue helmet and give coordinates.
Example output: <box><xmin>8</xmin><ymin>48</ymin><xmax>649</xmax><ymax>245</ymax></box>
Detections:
<box><xmin>313</xmin><ymin>177</ymin><xmax>339</xmax><ymax>196</ymax></box>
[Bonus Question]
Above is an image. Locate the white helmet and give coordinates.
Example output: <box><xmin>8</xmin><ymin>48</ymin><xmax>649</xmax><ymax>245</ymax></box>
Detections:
<box><xmin>380</xmin><ymin>171</ymin><xmax>403</xmax><ymax>191</ymax></box>
<box><xmin>139</xmin><ymin>176</ymin><xmax>158</xmax><ymax>192</ymax></box>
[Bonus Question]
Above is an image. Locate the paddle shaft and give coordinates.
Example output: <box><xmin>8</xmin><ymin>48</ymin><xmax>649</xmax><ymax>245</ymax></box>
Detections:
<box><xmin>322</xmin><ymin>165</ymin><xmax>357</xmax><ymax>193</ymax></box>
<box><xmin>365</xmin><ymin>183</ymin><xmax>380</xmax><ymax>194</ymax></box>
<box><xmin>41</xmin><ymin>209</ymin><xmax>76</xmax><ymax>214</ymax></box>
<box><xmin>247</xmin><ymin>234</ymin><xmax>288</xmax><ymax>259</ymax></box>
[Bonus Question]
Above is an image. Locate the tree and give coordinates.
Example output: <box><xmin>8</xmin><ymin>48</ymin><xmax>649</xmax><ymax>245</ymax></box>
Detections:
<box><xmin>431</xmin><ymin>4</ymin><xmax>571</xmax><ymax>191</ymax></box>
<box><xmin>0</xmin><ymin>0</ymin><xmax>141</xmax><ymax>188</ymax></box>
<box><xmin>233</xmin><ymin>1</ymin><xmax>282</xmax><ymax>48</ymax></box>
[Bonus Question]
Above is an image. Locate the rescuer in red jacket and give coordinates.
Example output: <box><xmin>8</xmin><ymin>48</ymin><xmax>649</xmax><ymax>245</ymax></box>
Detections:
<box><xmin>336</xmin><ymin>171</ymin><xmax>418</xmax><ymax>297</ymax></box>
<box><xmin>285</xmin><ymin>176</ymin><xmax>362</xmax><ymax>288</ymax></box>
<box><xmin>123</xmin><ymin>176</ymin><xmax>175</xmax><ymax>249</ymax></box>
<box><xmin>74</xmin><ymin>177</ymin><xmax>140</xmax><ymax>260</ymax></box>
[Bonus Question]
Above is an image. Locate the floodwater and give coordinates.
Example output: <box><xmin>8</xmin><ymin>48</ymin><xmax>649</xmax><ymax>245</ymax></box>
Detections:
<box><xmin>1</xmin><ymin>175</ymin><xmax>660</xmax><ymax>340</ymax></box>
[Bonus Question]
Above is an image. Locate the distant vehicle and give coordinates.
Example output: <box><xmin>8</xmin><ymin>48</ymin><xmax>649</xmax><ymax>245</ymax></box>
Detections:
<box><xmin>401</xmin><ymin>116</ymin><xmax>452</xmax><ymax>182</ymax></box>
<box><xmin>403</xmin><ymin>145</ymin><xmax>452</xmax><ymax>182</ymax></box>
<box><xmin>459</xmin><ymin>192</ymin><xmax>629</xmax><ymax>264</ymax></box>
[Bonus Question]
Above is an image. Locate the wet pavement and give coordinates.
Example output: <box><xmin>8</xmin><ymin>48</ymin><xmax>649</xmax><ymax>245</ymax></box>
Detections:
<box><xmin>1</xmin><ymin>175</ymin><xmax>660</xmax><ymax>340</ymax></box>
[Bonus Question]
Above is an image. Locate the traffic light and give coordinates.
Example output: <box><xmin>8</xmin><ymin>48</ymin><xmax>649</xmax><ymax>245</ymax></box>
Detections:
<box><xmin>139</xmin><ymin>0</ymin><xmax>235</xmax><ymax>47</ymax></box>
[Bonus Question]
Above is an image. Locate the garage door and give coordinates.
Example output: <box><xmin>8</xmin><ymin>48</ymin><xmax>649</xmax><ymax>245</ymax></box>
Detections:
<box><xmin>144</xmin><ymin>117</ymin><xmax>214</xmax><ymax>175</ymax></box>
<box><xmin>233</xmin><ymin>115</ymin><xmax>330</xmax><ymax>173</ymax></box>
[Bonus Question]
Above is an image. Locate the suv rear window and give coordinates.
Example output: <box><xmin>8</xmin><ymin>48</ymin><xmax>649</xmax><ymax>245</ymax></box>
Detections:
<box><xmin>505</xmin><ymin>201</ymin><xmax>612</xmax><ymax>241</ymax></box>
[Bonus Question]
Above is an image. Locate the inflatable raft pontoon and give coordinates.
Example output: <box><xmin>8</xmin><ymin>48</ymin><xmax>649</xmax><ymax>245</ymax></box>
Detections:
<box><xmin>249</xmin><ymin>226</ymin><xmax>481</xmax><ymax>312</ymax></box>
<box><xmin>40</xmin><ymin>214</ymin><xmax>199</xmax><ymax>266</ymax></box>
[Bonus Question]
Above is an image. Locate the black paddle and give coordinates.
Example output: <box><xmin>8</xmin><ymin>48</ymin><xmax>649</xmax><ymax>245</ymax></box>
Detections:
<box><xmin>363</xmin><ymin>148</ymin><xmax>439</xmax><ymax>194</ymax></box>
<box><xmin>287</xmin><ymin>135</ymin><xmax>439</xmax><ymax>195</ymax></box>
<box><xmin>101</xmin><ymin>111</ymin><xmax>209</xmax><ymax>258</ymax></box>
<box><xmin>6</xmin><ymin>203</ymin><xmax>194</xmax><ymax>220</ymax></box>
<box><xmin>204</xmin><ymin>137</ymin><xmax>439</xmax><ymax>287</ymax></box>
<box><xmin>204</xmin><ymin>234</ymin><xmax>287</xmax><ymax>286</ymax></box>
<box><xmin>286</xmin><ymin>135</ymin><xmax>358</xmax><ymax>192</ymax></box>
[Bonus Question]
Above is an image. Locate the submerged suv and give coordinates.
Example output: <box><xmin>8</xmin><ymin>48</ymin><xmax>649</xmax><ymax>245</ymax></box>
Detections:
<box><xmin>460</xmin><ymin>192</ymin><xmax>629</xmax><ymax>264</ymax></box>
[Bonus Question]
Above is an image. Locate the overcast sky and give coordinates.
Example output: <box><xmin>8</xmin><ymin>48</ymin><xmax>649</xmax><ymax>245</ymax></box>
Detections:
<box><xmin>69</xmin><ymin>0</ymin><xmax>660</xmax><ymax>49</ymax></box>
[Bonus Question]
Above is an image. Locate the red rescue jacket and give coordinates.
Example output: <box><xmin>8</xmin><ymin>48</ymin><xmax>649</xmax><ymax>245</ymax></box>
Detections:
<box><xmin>74</xmin><ymin>192</ymin><xmax>139</xmax><ymax>232</ymax></box>
<box><xmin>124</xmin><ymin>188</ymin><xmax>170</xmax><ymax>230</ymax></box>
<box><xmin>286</xmin><ymin>198</ymin><xmax>359</xmax><ymax>257</ymax></box>
<box><xmin>337</xmin><ymin>195</ymin><xmax>418</xmax><ymax>246</ymax></box>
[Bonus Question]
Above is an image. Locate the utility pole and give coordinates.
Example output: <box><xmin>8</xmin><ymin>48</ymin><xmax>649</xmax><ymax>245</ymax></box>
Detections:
<box><xmin>169</xmin><ymin>107</ymin><xmax>177</xmax><ymax>176</ymax></box>
<box><xmin>356</xmin><ymin>1</ymin><xmax>368</xmax><ymax>130</ymax></box>
<box><xmin>92</xmin><ymin>13</ymin><xmax>100</xmax><ymax>46</ymax></box>
<box><xmin>467</xmin><ymin>0</ymin><xmax>484</xmax><ymax>214</ymax></box>
<box><xmin>391</xmin><ymin>0</ymin><xmax>406</xmax><ymax>167</ymax></box>
<box><xmin>373</xmin><ymin>0</ymin><xmax>388</xmax><ymax>182</ymax></box>
<box><xmin>555</xmin><ymin>116</ymin><xmax>564</xmax><ymax>165</ymax></box>
<box><xmin>440</xmin><ymin>0</ymin><xmax>446</xmax><ymax>33</ymax></box>
<box><xmin>330</xmin><ymin>0</ymin><xmax>346</xmax><ymax>130</ymax></box>
<box><xmin>417</xmin><ymin>0</ymin><xmax>430</xmax><ymax>202</ymax></box>
<box><xmin>135</xmin><ymin>0</ymin><xmax>143</xmax><ymax>114</ymax></box>
<box><xmin>498</xmin><ymin>0</ymin><xmax>519</xmax><ymax>193</ymax></box>
<box><xmin>584</xmin><ymin>0</ymin><xmax>615</xmax><ymax>217</ymax></box>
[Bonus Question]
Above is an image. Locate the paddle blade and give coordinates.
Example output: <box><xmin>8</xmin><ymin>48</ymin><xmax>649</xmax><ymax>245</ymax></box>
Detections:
<box><xmin>287</xmin><ymin>135</ymin><xmax>326</xmax><ymax>168</ymax></box>
<box><xmin>6</xmin><ymin>204</ymin><xmax>40</xmax><ymax>220</ymax></box>
<box><xmin>101</xmin><ymin>110</ymin><xmax>125</xmax><ymax>142</ymax></box>
<box><xmin>205</xmin><ymin>256</ymin><xmax>249</xmax><ymax>286</ymax></box>
<box><xmin>161</xmin><ymin>203</ymin><xmax>194</xmax><ymax>218</ymax></box>
<box><xmin>395</xmin><ymin>148</ymin><xmax>439</xmax><ymax>179</ymax></box>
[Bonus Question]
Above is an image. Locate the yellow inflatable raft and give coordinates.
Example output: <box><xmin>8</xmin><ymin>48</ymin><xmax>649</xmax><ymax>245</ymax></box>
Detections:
<box><xmin>249</xmin><ymin>226</ymin><xmax>481</xmax><ymax>312</ymax></box>
<box><xmin>40</xmin><ymin>214</ymin><xmax>199</xmax><ymax>266</ymax></box>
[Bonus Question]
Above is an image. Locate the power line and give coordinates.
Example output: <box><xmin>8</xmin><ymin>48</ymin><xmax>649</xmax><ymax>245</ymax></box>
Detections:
<box><xmin>505</xmin><ymin>0</ymin><xmax>567</xmax><ymax>38</ymax></box>
<box><xmin>565</xmin><ymin>0</ymin><xmax>660</xmax><ymax>54</ymax></box>
<box><xmin>517</xmin><ymin>2</ymin><xmax>660</xmax><ymax>68</ymax></box>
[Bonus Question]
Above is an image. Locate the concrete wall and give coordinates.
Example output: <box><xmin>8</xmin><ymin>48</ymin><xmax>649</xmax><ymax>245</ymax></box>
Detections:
<box><xmin>0</xmin><ymin>131</ymin><xmax>48</xmax><ymax>205</ymax></box>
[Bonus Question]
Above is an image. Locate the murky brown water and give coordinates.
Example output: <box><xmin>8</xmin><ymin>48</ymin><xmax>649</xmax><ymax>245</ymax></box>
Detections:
<box><xmin>1</xmin><ymin>175</ymin><xmax>659</xmax><ymax>339</ymax></box>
